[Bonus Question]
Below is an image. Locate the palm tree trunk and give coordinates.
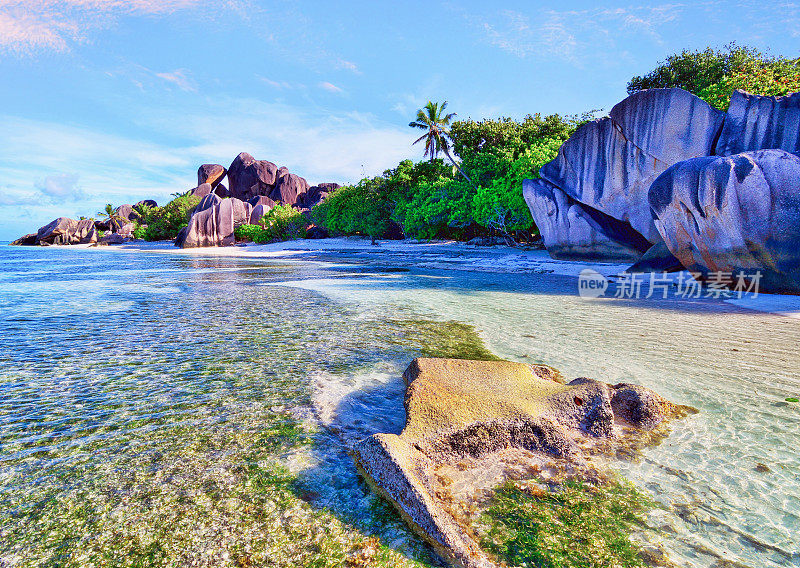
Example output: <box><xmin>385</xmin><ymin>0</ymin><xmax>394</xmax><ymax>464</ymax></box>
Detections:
<box><xmin>442</xmin><ymin>146</ymin><xmax>477</xmax><ymax>190</ymax></box>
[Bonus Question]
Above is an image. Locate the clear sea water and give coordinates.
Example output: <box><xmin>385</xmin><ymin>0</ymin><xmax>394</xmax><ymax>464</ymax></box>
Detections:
<box><xmin>0</xmin><ymin>244</ymin><xmax>798</xmax><ymax>567</ymax></box>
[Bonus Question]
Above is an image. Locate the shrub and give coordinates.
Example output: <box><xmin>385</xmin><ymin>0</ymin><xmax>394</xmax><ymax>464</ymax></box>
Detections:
<box><xmin>698</xmin><ymin>58</ymin><xmax>800</xmax><ymax>110</ymax></box>
<box><xmin>133</xmin><ymin>193</ymin><xmax>200</xmax><ymax>241</ymax></box>
<box><xmin>234</xmin><ymin>205</ymin><xmax>309</xmax><ymax>243</ymax></box>
<box><xmin>626</xmin><ymin>43</ymin><xmax>768</xmax><ymax>95</ymax></box>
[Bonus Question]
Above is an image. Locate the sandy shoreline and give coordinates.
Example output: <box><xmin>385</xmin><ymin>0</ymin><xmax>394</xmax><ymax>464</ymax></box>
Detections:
<box><xmin>7</xmin><ymin>237</ymin><xmax>800</xmax><ymax>318</ymax></box>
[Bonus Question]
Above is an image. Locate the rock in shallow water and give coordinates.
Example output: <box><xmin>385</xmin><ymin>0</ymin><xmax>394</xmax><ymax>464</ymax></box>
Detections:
<box><xmin>351</xmin><ymin>358</ymin><xmax>685</xmax><ymax>568</ymax></box>
<box><xmin>649</xmin><ymin>149</ymin><xmax>800</xmax><ymax>294</ymax></box>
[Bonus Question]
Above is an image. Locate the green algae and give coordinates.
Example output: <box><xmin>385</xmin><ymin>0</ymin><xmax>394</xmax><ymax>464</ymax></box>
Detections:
<box><xmin>479</xmin><ymin>478</ymin><xmax>656</xmax><ymax>568</ymax></box>
<box><xmin>387</xmin><ymin>319</ymin><xmax>501</xmax><ymax>361</ymax></box>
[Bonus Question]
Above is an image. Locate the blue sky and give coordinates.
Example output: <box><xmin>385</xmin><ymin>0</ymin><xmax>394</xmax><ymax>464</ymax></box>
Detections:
<box><xmin>0</xmin><ymin>0</ymin><xmax>798</xmax><ymax>240</ymax></box>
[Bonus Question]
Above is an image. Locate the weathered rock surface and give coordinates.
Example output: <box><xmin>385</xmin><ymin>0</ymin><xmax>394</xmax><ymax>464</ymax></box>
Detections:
<box><xmin>197</xmin><ymin>164</ymin><xmax>227</xmax><ymax>188</ymax></box>
<box><xmin>190</xmin><ymin>183</ymin><xmax>214</xmax><ymax>199</ymax></box>
<box><xmin>135</xmin><ymin>199</ymin><xmax>158</xmax><ymax>209</ymax></box>
<box><xmin>351</xmin><ymin>358</ymin><xmax>687</xmax><ymax>568</ymax></box>
<box><xmin>716</xmin><ymin>90</ymin><xmax>800</xmax><ymax>156</ymax></box>
<box><xmin>296</xmin><ymin>183</ymin><xmax>338</xmax><ymax>209</ymax></box>
<box><xmin>270</xmin><ymin>170</ymin><xmax>309</xmax><ymax>205</ymax></box>
<box><xmin>176</xmin><ymin>195</ymin><xmax>253</xmax><ymax>248</ymax></box>
<box><xmin>10</xmin><ymin>233</ymin><xmax>38</xmax><ymax>246</ymax></box>
<box><xmin>649</xmin><ymin>149</ymin><xmax>800</xmax><ymax>293</ymax></box>
<box><xmin>523</xmin><ymin>178</ymin><xmax>650</xmax><ymax>261</ymax></box>
<box><xmin>35</xmin><ymin>218</ymin><xmax>98</xmax><ymax>245</ymax></box>
<box><xmin>537</xmin><ymin>89</ymin><xmax>722</xmax><ymax>246</ymax></box>
<box><xmin>626</xmin><ymin>241</ymin><xmax>684</xmax><ymax>273</ymax></box>
<box><xmin>227</xmin><ymin>152</ymin><xmax>279</xmax><ymax>201</ymax></box>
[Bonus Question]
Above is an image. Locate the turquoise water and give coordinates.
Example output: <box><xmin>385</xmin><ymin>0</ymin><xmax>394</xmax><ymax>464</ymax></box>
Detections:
<box><xmin>0</xmin><ymin>245</ymin><xmax>798</xmax><ymax>567</ymax></box>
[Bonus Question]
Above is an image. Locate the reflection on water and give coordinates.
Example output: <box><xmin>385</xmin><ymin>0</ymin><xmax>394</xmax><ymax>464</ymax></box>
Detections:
<box><xmin>0</xmin><ymin>245</ymin><xmax>798</xmax><ymax>568</ymax></box>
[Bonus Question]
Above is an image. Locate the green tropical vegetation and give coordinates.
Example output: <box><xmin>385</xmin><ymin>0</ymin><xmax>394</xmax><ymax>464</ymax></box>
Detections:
<box><xmin>95</xmin><ymin>203</ymin><xmax>126</xmax><ymax>228</ymax></box>
<box><xmin>312</xmin><ymin>111</ymin><xmax>583</xmax><ymax>242</ymax></box>
<box><xmin>627</xmin><ymin>43</ymin><xmax>800</xmax><ymax>110</ymax></box>
<box><xmin>131</xmin><ymin>193</ymin><xmax>200</xmax><ymax>241</ymax></box>
<box><xmin>234</xmin><ymin>204</ymin><xmax>310</xmax><ymax>243</ymax></box>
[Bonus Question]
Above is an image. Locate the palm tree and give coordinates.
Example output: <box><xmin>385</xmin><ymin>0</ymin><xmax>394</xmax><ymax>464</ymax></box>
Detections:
<box><xmin>95</xmin><ymin>203</ymin><xmax>125</xmax><ymax>231</ymax></box>
<box><xmin>409</xmin><ymin>101</ymin><xmax>475</xmax><ymax>188</ymax></box>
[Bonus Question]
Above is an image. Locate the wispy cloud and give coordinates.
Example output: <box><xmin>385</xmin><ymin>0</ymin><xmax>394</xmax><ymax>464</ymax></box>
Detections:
<box><xmin>336</xmin><ymin>58</ymin><xmax>361</xmax><ymax>74</ymax></box>
<box><xmin>319</xmin><ymin>81</ymin><xmax>344</xmax><ymax>94</ymax></box>
<box><xmin>0</xmin><ymin>0</ymin><xmax>206</xmax><ymax>53</ymax></box>
<box><xmin>468</xmin><ymin>6</ymin><xmax>685</xmax><ymax>62</ymax></box>
<box><xmin>155</xmin><ymin>69</ymin><xmax>197</xmax><ymax>92</ymax></box>
<box><xmin>35</xmin><ymin>173</ymin><xmax>84</xmax><ymax>201</ymax></box>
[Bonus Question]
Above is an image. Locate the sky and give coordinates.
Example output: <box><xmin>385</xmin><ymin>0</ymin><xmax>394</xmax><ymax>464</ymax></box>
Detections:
<box><xmin>0</xmin><ymin>0</ymin><xmax>798</xmax><ymax>240</ymax></box>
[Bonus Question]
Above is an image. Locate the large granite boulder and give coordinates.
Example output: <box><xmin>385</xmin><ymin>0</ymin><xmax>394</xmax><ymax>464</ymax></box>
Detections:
<box><xmin>190</xmin><ymin>183</ymin><xmax>214</xmax><ymax>199</ymax></box>
<box><xmin>296</xmin><ymin>183</ymin><xmax>338</xmax><ymax>208</ymax></box>
<box><xmin>538</xmin><ymin>89</ymin><xmax>723</xmax><ymax>246</ymax></box>
<box><xmin>197</xmin><ymin>164</ymin><xmax>227</xmax><ymax>188</ymax></box>
<box><xmin>10</xmin><ymin>234</ymin><xmax>37</xmax><ymax>246</ymax></box>
<box><xmin>270</xmin><ymin>170</ymin><xmax>309</xmax><ymax>205</ymax></box>
<box><xmin>716</xmin><ymin>90</ymin><xmax>800</xmax><ymax>156</ymax></box>
<box><xmin>522</xmin><ymin>178</ymin><xmax>650</xmax><ymax>261</ymax></box>
<box><xmin>227</xmin><ymin>152</ymin><xmax>279</xmax><ymax>201</ymax></box>
<box><xmin>135</xmin><ymin>199</ymin><xmax>158</xmax><ymax>209</ymax></box>
<box><xmin>36</xmin><ymin>217</ymin><xmax>97</xmax><ymax>245</ymax></box>
<box><xmin>176</xmin><ymin>195</ymin><xmax>253</xmax><ymax>248</ymax></box>
<box><xmin>351</xmin><ymin>358</ymin><xmax>690</xmax><ymax>568</ymax></box>
<box><xmin>649</xmin><ymin>149</ymin><xmax>800</xmax><ymax>294</ymax></box>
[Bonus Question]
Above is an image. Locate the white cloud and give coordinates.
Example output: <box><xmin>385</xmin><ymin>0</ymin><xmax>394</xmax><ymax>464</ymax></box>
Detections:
<box><xmin>319</xmin><ymin>81</ymin><xmax>344</xmax><ymax>94</ymax></box>
<box><xmin>336</xmin><ymin>58</ymin><xmax>361</xmax><ymax>74</ymax></box>
<box><xmin>0</xmin><ymin>0</ymin><xmax>207</xmax><ymax>53</ymax></box>
<box><xmin>35</xmin><ymin>173</ymin><xmax>84</xmax><ymax>201</ymax></box>
<box><xmin>156</xmin><ymin>69</ymin><xmax>197</xmax><ymax>92</ymax></box>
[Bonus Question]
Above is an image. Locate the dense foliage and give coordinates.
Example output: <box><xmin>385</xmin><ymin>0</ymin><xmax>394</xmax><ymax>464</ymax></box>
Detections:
<box><xmin>132</xmin><ymin>194</ymin><xmax>200</xmax><ymax>241</ymax></box>
<box><xmin>627</xmin><ymin>43</ymin><xmax>800</xmax><ymax>110</ymax></box>
<box><xmin>234</xmin><ymin>205</ymin><xmax>310</xmax><ymax>243</ymax></box>
<box><xmin>313</xmin><ymin>113</ymin><xmax>580</xmax><ymax>241</ymax></box>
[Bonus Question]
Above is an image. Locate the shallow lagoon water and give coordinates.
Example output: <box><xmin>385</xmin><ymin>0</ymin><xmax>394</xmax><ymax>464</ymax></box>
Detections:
<box><xmin>0</xmin><ymin>244</ymin><xmax>798</xmax><ymax>567</ymax></box>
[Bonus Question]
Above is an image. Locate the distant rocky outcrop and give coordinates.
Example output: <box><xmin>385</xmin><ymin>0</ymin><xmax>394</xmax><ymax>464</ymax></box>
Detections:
<box><xmin>175</xmin><ymin>152</ymin><xmax>337</xmax><ymax>248</ymax></box>
<box><xmin>351</xmin><ymin>358</ymin><xmax>690</xmax><ymax>568</ymax></box>
<box><xmin>525</xmin><ymin>87</ymin><xmax>800</xmax><ymax>293</ymax></box>
<box><xmin>227</xmin><ymin>152</ymin><xmax>279</xmax><ymax>201</ymax></box>
<box><xmin>15</xmin><ymin>217</ymin><xmax>99</xmax><ymax>246</ymax></box>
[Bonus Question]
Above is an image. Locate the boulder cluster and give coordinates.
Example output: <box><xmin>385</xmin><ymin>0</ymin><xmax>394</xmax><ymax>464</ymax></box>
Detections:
<box><xmin>11</xmin><ymin>200</ymin><xmax>150</xmax><ymax>246</ymax></box>
<box><xmin>11</xmin><ymin>152</ymin><xmax>338</xmax><ymax>249</ymax></box>
<box><xmin>524</xmin><ymin>88</ymin><xmax>800</xmax><ymax>294</ymax></box>
<box><xmin>177</xmin><ymin>152</ymin><xmax>338</xmax><ymax>248</ymax></box>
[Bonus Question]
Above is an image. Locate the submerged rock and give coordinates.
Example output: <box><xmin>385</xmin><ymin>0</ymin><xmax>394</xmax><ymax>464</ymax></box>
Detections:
<box><xmin>351</xmin><ymin>358</ymin><xmax>686</xmax><ymax>568</ymax></box>
<box><xmin>649</xmin><ymin>149</ymin><xmax>800</xmax><ymax>294</ymax></box>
